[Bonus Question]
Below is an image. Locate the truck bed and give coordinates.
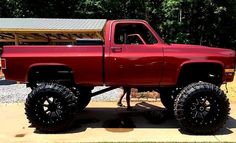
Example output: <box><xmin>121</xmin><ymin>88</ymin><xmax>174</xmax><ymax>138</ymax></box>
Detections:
<box><xmin>1</xmin><ymin>45</ymin><xmax>104</xmax><ymax>85</ymax></box>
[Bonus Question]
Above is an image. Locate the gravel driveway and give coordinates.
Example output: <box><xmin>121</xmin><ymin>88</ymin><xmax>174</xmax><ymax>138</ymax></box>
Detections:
<box><xmin>0</xmin><ymin>80</ymin><xmax>122</xmax><ymax>103</ymax></box>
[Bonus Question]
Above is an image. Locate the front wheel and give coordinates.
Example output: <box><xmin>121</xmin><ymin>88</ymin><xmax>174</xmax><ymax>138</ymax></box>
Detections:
<box><xmin>174</xmin><ymin>82</ymin><xmax>230</xmax><ymax>134</ymax></box>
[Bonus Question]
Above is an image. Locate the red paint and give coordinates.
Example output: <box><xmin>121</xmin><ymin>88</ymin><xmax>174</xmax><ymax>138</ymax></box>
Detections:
<box><xmin>1</xmin><ymin>20</ymin><xmax>235</xmax><ymax>87</ymax></box>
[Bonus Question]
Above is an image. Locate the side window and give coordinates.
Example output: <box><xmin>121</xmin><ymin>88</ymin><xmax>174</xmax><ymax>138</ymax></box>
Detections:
<box><xmin>127</xmin><ymin>34</ymin><xmax>144</xmax><ymax>44</ymax></box>
<box><xmin>114</xmin><ymin>23</ymin><xmax>158</xmax><ymax>45</ymax></box>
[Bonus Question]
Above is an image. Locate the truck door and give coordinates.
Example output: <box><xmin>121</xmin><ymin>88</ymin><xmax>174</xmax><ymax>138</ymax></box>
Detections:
<box><xmin>105</xmin><ymin>22</ymin><xmax>164</xmax><ymax>86</ymax></box>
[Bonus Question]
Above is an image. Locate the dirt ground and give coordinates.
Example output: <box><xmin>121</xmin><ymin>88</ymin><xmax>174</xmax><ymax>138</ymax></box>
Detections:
<box><xmin>0</xmin><ymin>101</ymin><xmax>236</xmax><ymax>143</ymax></box>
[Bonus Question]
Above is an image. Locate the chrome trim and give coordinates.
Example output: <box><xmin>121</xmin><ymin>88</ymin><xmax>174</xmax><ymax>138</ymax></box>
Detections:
<box><xmin>109</xmin><ymin>20</ymin><xmax>116</xmax><ymax>41</ymax></box>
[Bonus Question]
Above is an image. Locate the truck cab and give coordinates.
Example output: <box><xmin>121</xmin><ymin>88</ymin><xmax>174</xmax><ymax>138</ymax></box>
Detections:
<box><xmin>104</xmin><ymin>20</ymin><xmax>235</xmax><ymax>87</ymax></box>
<box><xmin>104</xmin><ymin>20</ymin><xmax>165</xmax><ymax>86</ymax></box>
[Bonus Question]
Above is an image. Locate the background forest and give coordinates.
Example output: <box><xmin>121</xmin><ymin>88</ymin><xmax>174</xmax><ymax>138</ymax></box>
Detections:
<box><xmin>0</xmin><ymin>0</ymin><xmax>236</xmax><ymax>49</ymax></box>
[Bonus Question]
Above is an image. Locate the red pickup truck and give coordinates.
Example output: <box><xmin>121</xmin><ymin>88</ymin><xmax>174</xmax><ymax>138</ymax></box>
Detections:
<box><xmin>1</xmin><ymin>19</ymin><xmax>235</xmax><ymax>134</ymax></box>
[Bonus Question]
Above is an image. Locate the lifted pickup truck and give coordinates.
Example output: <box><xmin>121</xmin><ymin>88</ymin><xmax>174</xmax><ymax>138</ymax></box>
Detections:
<box><xmin>1</xmin><ymin>19</ymin><xmax>235</xmax><ymax>134</ymax></box>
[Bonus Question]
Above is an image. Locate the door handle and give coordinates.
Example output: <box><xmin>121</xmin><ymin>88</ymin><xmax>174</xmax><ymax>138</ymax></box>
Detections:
<box><xmin>111</xmin><ymin>47</ymin><xmax>122</xmax><ymax>53</ymax></box>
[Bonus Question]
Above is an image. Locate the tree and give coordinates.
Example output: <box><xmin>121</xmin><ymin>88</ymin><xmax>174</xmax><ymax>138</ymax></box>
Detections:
<box><xmin>0</xmin><ymin>0</ymin><xmax>235</xmax><ymax>49</ymax></box>
<box><xmin>159</xmin><ymin>0</ymin><xmax>236</xmax><ymax>49</ymax></box>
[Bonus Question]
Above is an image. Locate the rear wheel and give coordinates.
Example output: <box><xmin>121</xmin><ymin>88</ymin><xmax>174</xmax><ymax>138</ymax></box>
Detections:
<box><xmin>174</xmin><ymin>82</ymin><xmax>230</xmax><ymax>134</ymax></box>
<box><xmin>71</xmin><ymin>87</ymin><xmax>92</xmax><ymax>111</ymax></box>
<box><xmin>25</xmin><ymin>83</ymin><xmax>77</xmax><ymax>133</ymax></box>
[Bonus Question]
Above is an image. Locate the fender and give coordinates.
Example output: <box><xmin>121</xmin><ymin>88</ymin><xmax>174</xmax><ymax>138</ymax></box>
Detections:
<box><xmin>26</xmin><ymin>63</ymin><xmax>74</xmax><ymax>82</ymax></box>
<box><xmin>175</xmin><ymin>60</ymin><xmax>225</xmax><ymax>84</ymax></box>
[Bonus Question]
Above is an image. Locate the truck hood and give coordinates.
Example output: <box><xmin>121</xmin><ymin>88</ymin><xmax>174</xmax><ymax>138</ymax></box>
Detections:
<box><xmin>170</xmin><ymin>43</ymin><xmax>208</xmax><ymax>48</ymax></box>
<box><xmin>168</xmin><ymin>43</ymin><xmax>235</xmax><ymax>57</ymax></box>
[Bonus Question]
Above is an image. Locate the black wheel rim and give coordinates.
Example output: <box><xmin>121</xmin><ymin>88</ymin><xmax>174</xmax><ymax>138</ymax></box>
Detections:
<box><xmin>185</xmin><ymin>92</ymin><xmax>220</xmax><ymax>126</ymax></box>
<box><xmin>34</xmin><ymin>93</ymin><xmax>67</xmax><ymax>125</ymax></box>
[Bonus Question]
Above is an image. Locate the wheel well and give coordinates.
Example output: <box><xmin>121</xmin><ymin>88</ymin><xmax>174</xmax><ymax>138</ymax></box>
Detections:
<box><xmin>28</xmin><ymin>65</ymin><xmax>74</xmax><ymax>86</ymax></box>
<box><xmin>177</xmin><ymin>63</ymin><xmax>223</xmax><ymax>86</ymax></box>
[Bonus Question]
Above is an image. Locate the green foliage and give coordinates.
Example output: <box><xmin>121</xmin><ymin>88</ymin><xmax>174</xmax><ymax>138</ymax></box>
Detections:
<box><xmin>0</xmin><ymin>0</ymin><xmax>235</xmax><ymax>49</ymax></box>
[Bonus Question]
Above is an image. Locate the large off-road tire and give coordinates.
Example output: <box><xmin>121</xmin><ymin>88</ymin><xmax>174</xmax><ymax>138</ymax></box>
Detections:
<box><xmin>74</xmin><ymin>89</ymin><xmax>91</xmax><ymax>111</ymax></box>
<box><xmin>25</xmin><ymin>83</ymin><xmax>77</xmax><ymax>133</ymax></box>
<box><xmin>174</xmin><ymin>82</ymin><xmax>230</xmax><ymax>134</ymax></box>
